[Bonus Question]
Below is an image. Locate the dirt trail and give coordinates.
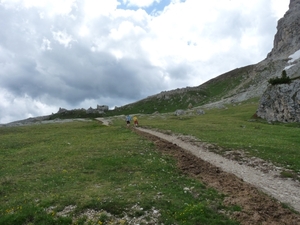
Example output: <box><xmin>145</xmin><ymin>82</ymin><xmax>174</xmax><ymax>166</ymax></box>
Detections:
<box><xmin>95</xmin><ymin>118</ymin><xmax>111</xmax><ymax>126</ymax></box>
<box><xmin>135</xmin><ymin>127</ymin><xmax>300</xmax><ymax>225</ymax></box>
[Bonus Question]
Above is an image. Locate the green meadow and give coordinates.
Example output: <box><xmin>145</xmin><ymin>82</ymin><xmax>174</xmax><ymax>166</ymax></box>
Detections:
<box><xmin>0</xmin><ymin>120</ymin><xmax>238</xmax><ymax>225</ymax></box>
<box><xmin>1</xmin><ymin>99</ymin><xmax>299</xmax><ymax>224</ymax></box>
<box><xmin>139</xmin><ymin>99</ymin><xmax>300</xmax><ymax>176</ymax></box>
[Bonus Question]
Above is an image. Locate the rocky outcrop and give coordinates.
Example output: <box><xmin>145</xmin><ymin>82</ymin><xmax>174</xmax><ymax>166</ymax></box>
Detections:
<box><xmin>268</xmin><ymin>0</ymin><xmax>300</xmax><ymax>59</ymax></box>
<box><xmin>97</xmin><ymin>105</ymin><xmax>109</xmax><ymax>111</ymax></box>
<box><xmin>254</xmin><ymin>0</ymin><xmax>300</xmax><ymax>123</ymax></box>
<box><xmin>256</xmin><ymin>80</ymin><xmax>300</xmax><ymax>122</ymax></box>
<box><xmin>57</xmin><ymin>105</ymin><xmax>109</xmax><ymax>114</ymax></box>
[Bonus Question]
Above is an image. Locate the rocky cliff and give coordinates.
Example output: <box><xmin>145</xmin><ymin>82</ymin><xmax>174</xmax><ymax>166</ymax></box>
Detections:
<box><xmin>256</xmin><ymin>80</ymin><xmax>300</xmax><ymax>122</ymax></box>
<box><xmin>254</xmin><ymin>0</ymin><xmax>300</xmax><ymax>122</ymax></box>
<box><xmin>265</xmin><ymin>0</ymin><xmax>300</xmax><ymax>81</ymax></box>
<box><xmin>268</xmin><ymin>0</ymin><xmax>300</xmax><ymax>59</ymax></box>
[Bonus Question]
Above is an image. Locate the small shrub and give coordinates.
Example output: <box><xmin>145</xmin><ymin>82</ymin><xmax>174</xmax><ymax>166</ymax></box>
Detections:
<box><xmin>268</xmin><ymin>70</ymin><xmax>291</xmax><ymax>85</ymax></box>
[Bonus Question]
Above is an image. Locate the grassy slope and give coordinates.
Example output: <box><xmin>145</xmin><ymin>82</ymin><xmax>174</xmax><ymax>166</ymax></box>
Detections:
<box><xmin>47</xmin><ymin>65</ymin><xmax>254</xmax><ymax>119</ymax></box>
<box><xmin>107</xmin><ymin>65</ymin><xmax>254</xmax><ymax>116</ymax></box>
<box><xmin>1</xmin><ymin>97</ymin><xmax>300</xmax><ymax>224</ymax></box>
<box><xmin>0</xmin><ymin>121</ymin><xmax>238</xmax><ymax>225</ymax></box>
<box><xmin>140</xmin><ymin>99</ymin><xmax>300</xmax><ymax>175</ymax></box>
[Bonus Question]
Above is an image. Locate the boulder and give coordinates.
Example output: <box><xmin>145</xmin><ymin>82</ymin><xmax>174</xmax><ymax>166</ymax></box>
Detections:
<box><xmin>174</xmin><ymin>109</ymin><xmax>185</xmax><ymax>116</ymax></box>
<box><xmin>256</xmin><ymin>80</ymin><xmax>300</xmax><ymax>122</ymax></box>
<box><xmin>196</xmin><ymin>109</ymin><xmax>205</xmax><ymax>115</ymax></box>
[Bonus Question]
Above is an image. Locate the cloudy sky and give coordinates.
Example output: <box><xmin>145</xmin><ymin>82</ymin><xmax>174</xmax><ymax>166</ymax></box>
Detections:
<box><xmin>0</xmin><ymin>0</ymin><xmax>289</xmax><ymax>123</ymax></box>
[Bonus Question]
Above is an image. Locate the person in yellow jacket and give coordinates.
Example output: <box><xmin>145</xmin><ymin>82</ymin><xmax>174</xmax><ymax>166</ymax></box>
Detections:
<box><xmin>133</xmin><ymin>116</ymin><xmax>138</xmax><ymax>127</ymax></box>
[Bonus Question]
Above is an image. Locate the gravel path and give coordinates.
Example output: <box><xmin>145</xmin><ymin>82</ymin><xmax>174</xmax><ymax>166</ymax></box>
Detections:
<box><xmin>95</xmin><ymin>117</ymin><xmax>111</xmax><ymax>126</ymax></box>
<box><xmin>136</xmin><ymin>127</ymin><xmax>300</xmax><ymax>213</ymax></box>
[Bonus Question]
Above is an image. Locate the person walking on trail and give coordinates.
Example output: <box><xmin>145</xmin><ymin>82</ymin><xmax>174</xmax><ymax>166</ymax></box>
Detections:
<box><xmin>133</xmin><ymin>116</ymin><xmax>138</xmax><ymax>127</ymax></box>
<box><xmin>126</xmin><ymin>115</ymin><xmax>131</xmax><ymax>127</ymax></box>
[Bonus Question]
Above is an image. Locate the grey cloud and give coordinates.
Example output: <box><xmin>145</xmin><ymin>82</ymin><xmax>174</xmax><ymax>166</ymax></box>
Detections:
<box><xmin>2</xmin><ymin>34</ymin><xmax>165</xmax><ymax>106</ymax></box>
<box><xmin>166</xmin><ymin>62</ymin><xmax>193</xmax><ymax>80</ymax></box>
<box><xmin>201</xmin><ymin>2</ymin><xmax>277</xmax><ymax>57</ymax></box>
<box><xmin>0</xmin><ymin>3</ymin><xmax>160</xmax><ymax>110</ymax></box>
<box><xmin>0</xmin><ymin>1</ymin><xmax>289</xmax><ymax>123</ymax></box>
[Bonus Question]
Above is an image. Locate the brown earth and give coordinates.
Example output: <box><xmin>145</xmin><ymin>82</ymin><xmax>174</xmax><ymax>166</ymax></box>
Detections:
<box><xmin>134</xmin><ymin>128</ymin><xmax>300</xmax><ymax>225</ymax></box>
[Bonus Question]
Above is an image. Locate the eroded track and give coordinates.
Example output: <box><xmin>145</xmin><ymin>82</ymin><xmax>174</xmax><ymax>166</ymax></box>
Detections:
<box><xmin>135</xmin><ymin>127</ymin><xmax>300</xmax><ymax>225</ymax></box>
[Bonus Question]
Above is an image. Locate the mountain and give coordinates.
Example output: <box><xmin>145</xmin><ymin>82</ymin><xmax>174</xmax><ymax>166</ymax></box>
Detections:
<box><xmin>110</xmin><ymin>0</ymin><xmax>300</xmax><ymax>115</ymax></box>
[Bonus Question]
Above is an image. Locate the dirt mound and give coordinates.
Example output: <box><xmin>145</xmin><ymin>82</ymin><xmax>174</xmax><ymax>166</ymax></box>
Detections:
<box><xmin>135</xmin><ymin>129</ymin><xmax>300</xmax><ymax>225</ymax></box>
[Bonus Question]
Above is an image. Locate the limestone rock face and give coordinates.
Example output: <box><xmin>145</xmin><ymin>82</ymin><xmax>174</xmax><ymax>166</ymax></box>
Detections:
<box><xmin>256</xmin><ymin>80</ymin><xmax>300</xmax><ymax>122</ymax></box>
<box><xmin>268</xmin><ymin>0</ymin><xmax>300</xmax><ymax>59</ymax></box>
<box><xmin>254</xmin><ymin>0</ymin><xmax>300</xmax><ymax>123</ymax></box>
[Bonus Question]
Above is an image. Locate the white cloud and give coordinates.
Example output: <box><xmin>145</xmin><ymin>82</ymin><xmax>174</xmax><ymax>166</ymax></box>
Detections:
<box><xmin>83</xmin><ymin>0</ymin><xmax>120</xmax><ymax>18</ymax></box>
<box><xmin>0</xmin><ymin>0</ymin><xmax>76</xmax><ymax>16</ymax></box>
<box><xmin>78</xmin><ymin>25</ymin><xmax>90</xmax><ymax>37</ymax></box>
<box><xmin>109</xmin><ymin>21</ymin><xmax>145</xmax><ymax>40</ymax></box>
<box><xmin>0</xmin><ymin>90</ymin><xmax>57</xmax><ymax>124</ymax></box>
<box><xmin>124</xmin><ymin>0</ymin><xmax>160</xmax><ymax>8</ymax></box>
<box><xmin>143</xmin><ymin>0</ymin><xmax>289</xmax><ymax>66</ymax></box>
<box><xmin>0</xmin><ymin>0</ymin><xmax>291</xmax><ymax>123</ymax></box>
<box><xmin>52</xmin><ymin>30</ymin><xmax>74</xmax><ymax>48</ymax></box>
<box><xmin>41</xmin><ymin>38</ymin><xmax>52</xmax><ymax>51</ymax></box>
<box><xmin>271</xmin><ymin>0</ymin><xmax>289</xmax><ymax>19</ymax></box>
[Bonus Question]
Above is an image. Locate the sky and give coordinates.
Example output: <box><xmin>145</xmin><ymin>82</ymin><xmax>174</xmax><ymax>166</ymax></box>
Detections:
<box><xmin>0</xmin><ymin>0</ymin><xmax>290</xmax><ymax>123</ymax></box>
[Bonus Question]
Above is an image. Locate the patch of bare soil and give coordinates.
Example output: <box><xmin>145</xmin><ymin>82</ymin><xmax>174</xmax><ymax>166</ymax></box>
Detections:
<box><xmin>134</xmin><ymin>128</ymin><xmax>300</xmax><ymax>225</ymax></box>
<box><xmin>95</xmin><ymin>118</ymin><xmax>111</xmax><ymax>126</ymax></box>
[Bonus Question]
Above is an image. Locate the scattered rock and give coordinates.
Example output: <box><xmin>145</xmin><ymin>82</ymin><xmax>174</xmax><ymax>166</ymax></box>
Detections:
<box><xmin>196</xmin><ymin>109</ymin><xmax>205</xmax><ymax>115</ymax></box>
<box><xmin>174</xmin><ymin>109</ymin><xmax>185</xmax><ymax>116</ymax></box>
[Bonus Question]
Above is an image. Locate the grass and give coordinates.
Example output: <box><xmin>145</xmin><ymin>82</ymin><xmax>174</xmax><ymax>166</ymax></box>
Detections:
<box><xmin>2</xmin><ymin>97</ymin><xmax>300</xmax><ymax>224</ymax></box>
<box><xmin>0</xmin><ymin>121</ymin><xmax>239</xmax><ymax>224</ymax></box>
<box><xmin>140</xmin><ymin>99</ymin><xmax>300</xmax><ymax>175</ymax></box>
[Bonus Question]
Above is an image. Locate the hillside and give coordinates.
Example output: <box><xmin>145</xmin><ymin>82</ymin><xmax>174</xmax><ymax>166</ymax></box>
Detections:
<box><xmin>106</xmin><ymin>0</ymin><xmax>300</xmax><ymax>116</ymax></box>
<box><xmin>109</xmin><ymin>65</ymin><xmax>256</xmax><ymax>115</ymax></box>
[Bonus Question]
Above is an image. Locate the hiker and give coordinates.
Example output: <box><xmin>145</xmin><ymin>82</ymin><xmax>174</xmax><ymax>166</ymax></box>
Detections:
<box><xmin>125</xmin><ymin>115</ymin><xmax>131</xmax><ymax>127</ymax></box>
<box><xmin>133</xmin><ymin>116</ymin><xmax>138</xmax><ymax>127</ymax></box>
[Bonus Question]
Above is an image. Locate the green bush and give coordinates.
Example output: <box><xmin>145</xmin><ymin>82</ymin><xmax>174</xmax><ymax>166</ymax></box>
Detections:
<box><xmin>268</xmin><ymin>70</ymin><xmax>291</xmax><ymax>85</ymax></box>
